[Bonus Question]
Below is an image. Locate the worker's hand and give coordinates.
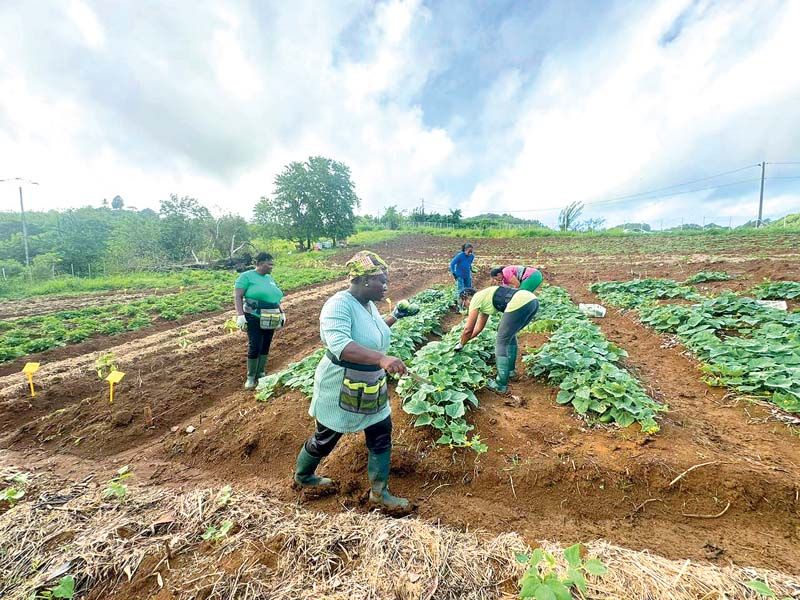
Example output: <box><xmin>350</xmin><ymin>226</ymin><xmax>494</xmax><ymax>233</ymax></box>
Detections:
<box><xmin>392</xmin><ymin>300</ymin><xmax>420</xmax><ymax>319</ymax></box>
<box><xmin>279</xmin><ymin>310</ymin><xmax>287</xmax><ymax>328</ymax></box>
<box><xmin>451</xmin><ymin>272</ymin><xmax>458</xmax><ymax>280</ymax></box>
<box><xmin>454</xmin><ymin>342</ymin><xmax>464</xmax><ymax>352</ymax></box>
<box><xmin>236</xmin><ymin>315</ymin><xmax>247</xmax><ymax>331</ymax></box>
<box><xmin>379</xmin><ymin>355</ymin><xmax>407</xmax><ymax>376</ymax></box>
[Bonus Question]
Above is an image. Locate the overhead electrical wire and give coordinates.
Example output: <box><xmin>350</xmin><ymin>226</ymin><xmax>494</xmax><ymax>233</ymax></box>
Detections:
<box><xmin>502</xmin><ymin>177</ymin><xmax>764</xmax><ymax>214</ymax></box>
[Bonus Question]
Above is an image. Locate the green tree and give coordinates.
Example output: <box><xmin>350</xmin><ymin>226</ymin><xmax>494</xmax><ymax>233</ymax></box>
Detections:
<box><xmin>558</xmin><ymin>201</ymin><xmax>584</xmax><ymax>231</ymax></box>
<box><xmin>111</xmin><ymin>195</ymin><xmax>124</xmax><ymax>210</ymax></box>
<box><xmin>57</xmin><ymin>208</ymin><xmax>112</xmax><ymax>273</ymax></box>
<box><xmin>30</xmin><ymin>252</ymin><xmax>61</xmax><ymax>278</ymax></box>
<box><xmin>210</xmin><ymin>214</ymin><xmax>251</xmax><ymax>259</ymax></box>
<box><xmin>311</xmin><ymin>156</ymin><xmax>360</xmax><ymax>244</ymax></box>
<box><xmin>106</xmin><ymin>210</ymin><xmax>164</xmax><ymax>270</ymax></box>
<box><xmin>158</xmin><ymin>194</ymin><xmax>212</xmax><ymax>261</ymax></box>
<box><xmin>255</xmin><ymin>156</ymin><xmax>360</xmax><ymax>249</ymax></box>
<box><xmin>0</xmin><ymin>259</ymin><xmax>24</xmax><ymax>278</ymax></box>
<box><xmin>380</xmin><ymin>205</ymin><xmax>403</xmax><ymax>230</ymax></box>
<box><xmin>448</xmin><ymin>208</ymin><xmax>462</xmax><ymax>225</ymax></box>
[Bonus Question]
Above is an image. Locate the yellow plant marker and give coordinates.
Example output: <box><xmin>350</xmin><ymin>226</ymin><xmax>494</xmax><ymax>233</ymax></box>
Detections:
<box><xmin>106</xmin><ymin>370</ymin><xmax>125</xmax><ymax>404</ymax></box>
<box><xmin>22</xmin><ymin>362</ymin><xmax>40</xmax><ymax>398</ymax></box>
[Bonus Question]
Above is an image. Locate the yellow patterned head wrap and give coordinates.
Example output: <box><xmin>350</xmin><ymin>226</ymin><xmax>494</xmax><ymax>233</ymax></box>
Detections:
<box><xmin>346</xmin><ymin>251</ymin><xmax>388</xmax><ymax>280</ymax></box>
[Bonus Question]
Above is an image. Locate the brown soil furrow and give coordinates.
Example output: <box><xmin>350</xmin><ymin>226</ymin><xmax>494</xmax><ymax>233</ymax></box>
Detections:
<box><xmin>1</xmin><ymin>265</ymin><xmax>448</xmax><ymax>452</ymax></box>
<box><xmin>2</xmin><ymin>234</ymin><xmax>799</xmax><ymax>581</ymax></box>
<box><xmin>0</xmin><ymin>287</ymin><xmax>188</xmax><ymax>319</ymax></box>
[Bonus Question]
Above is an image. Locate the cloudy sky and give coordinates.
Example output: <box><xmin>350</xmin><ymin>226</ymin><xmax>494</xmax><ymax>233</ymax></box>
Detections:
<box><xmin>1</xmin><ymin>0</ymin><xmax>799</xmax><ymax>227</ymax></box>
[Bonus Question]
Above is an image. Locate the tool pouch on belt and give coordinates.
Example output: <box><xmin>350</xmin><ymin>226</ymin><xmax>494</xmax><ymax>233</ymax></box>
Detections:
<box><xmin>326</xmin><ymin>350</ymin><xmax>388</xmax><ymax>415</ymax></box>
<box><xmin>244</xmin><ymin>299</ymin><xmax>282</xmax><ymax>329</ymax></box>
<box><xmin>259</xmin><ymin>308</ymin><xmax>282</xmax><ymax>330</ymax></box>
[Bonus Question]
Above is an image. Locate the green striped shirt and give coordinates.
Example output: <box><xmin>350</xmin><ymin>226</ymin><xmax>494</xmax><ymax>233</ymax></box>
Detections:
<box><xmin>309</xmin><ymin>291</ymin><xmax>392</xmax><ymax>432</ymax></box>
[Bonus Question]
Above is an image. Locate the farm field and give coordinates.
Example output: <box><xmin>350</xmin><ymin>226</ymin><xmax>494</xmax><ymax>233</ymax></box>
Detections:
<box><xmin>2</xmin><ymin>232</ymin><xmax>800</xmax><ymax>599</ymax></box>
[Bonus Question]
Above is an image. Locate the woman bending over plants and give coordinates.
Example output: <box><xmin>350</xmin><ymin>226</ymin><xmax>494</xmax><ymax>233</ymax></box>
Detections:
<box><xmin>456</xmin><ymin>286</ymin><xmax>539</xmax><ymax>393</ymax></box>
<box><xmin>490</xmin><ymin>265</ymin><xmax>544</xmax><ymax>293</ymax></box>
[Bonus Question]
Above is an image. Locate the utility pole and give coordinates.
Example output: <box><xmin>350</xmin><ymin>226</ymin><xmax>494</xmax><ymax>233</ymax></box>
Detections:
<box><xmin>19</xmin><ymin>186</ymin><xmax>31</xmax><ymax>267</ymax></box>
<box><xmin>1</xmin><ymin>177</ymin><xmax>38</xmax><ymax>267</ymax></box>
<box><xmin>757</xmin><ymin>161</ymin><xmax>766</xmax><ymax>227</ymax></box>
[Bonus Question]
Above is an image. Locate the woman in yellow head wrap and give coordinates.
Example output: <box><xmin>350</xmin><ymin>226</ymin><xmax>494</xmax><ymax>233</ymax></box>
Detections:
<box><xmin>293</xmin><ymin>251</ymin><xmax>418</xmax><ymax>511</ymax></box>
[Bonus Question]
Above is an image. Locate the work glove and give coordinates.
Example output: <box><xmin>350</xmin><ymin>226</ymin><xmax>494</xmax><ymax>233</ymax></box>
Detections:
<box><xmin>451</xmin><ymin>272</ymin><xmax>458</xmax><ymax>280</ymax></box>
<box><xmin>236</xmin><ymin>315</ymin><xmax>247</xmax><ymax>331</ymax></box>
<box><xmin>454</xmin><ymin>342</ymin><xmax>464</xmax><ymax>352</ymax></box>
<box><xmin>392</xmin><ymin>300</ymin><xmax>420</xmax><ymax>319</ymax></box>
<box><xmin>279</xmin><ymin>310</ymin><xmax>287</xmax><ymax>328</ymax></box>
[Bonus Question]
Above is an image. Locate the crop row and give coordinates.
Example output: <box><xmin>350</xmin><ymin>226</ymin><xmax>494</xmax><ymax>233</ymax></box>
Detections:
<box><xmin>255</xmin><ymin>288</ymin><xmax>454</xmax><ymax>402</ymax></box>
<box><xmin>592</xmin><ymin>280</ymin><xmax>800</xmax><ymax>414</ymax></box>
<box><xmin>588</xmin><ymin>278</ymin><xmax>702</xmax><ymax>309</ymax></box>
<box><xmin>0</xmin><ymin>267</ymin><xmax>337</xmax><ymax>363</ymax></box>
<box><xmin>523</xmin><ymin>286</ymin><xmax>664</xmax><ymax>433</ymax></box>
<box><xmin>398</xmin><ymin>317</ymin><xmax>496</xmax><ymax>453</ymax></box>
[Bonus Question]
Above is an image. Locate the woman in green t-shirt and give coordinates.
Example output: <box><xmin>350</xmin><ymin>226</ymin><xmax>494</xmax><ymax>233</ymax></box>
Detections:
<box><xmin>233</xmin><ymin>252</ymin><xmax>285</xmax><ymax>389</ymax></box>
<box><xmin>455</xmin><ymin>286</ymin><xmax>539</xmax><ymax>393</ymax></box>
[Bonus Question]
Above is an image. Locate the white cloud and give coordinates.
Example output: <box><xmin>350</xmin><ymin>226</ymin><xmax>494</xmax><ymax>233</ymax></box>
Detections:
<box><xmin>66</xmin><ymin>0</ymin><xmax>105</xmax><ymax>49</ymax></box>
<box><xmin>0</xmin><ymin>0</ymin><xmax>452</xmax><ymax>217</ymax></box>
<box><xmin>464</xmin><ymin>0</ymin><xmax>800</xmax><ymax>226</ymax></box>
<box><xmin>0</xmin><ymin>0</ymin><xmax>798</xmax><ymax>229</ymax></box>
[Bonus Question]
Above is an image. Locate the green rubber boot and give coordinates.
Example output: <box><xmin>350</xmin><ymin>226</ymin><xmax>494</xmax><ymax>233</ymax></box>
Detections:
<box><xmin>487</xmin><ymin>355</ymin><xmax>511</xmax><ymax>393</ymax></box>
<box><xmin>256</xmin><ymin>354</ymin><xmax>268</xmax><ymax>380</ymax></box>
<box><xmin>244</xmin><ymin>358</ymin><xmax>258</xmax><ymax>390</ymax></box>
<box><xmin>508</xmin><ymin>340</ymin><xmax>519</xmax><ymax>380</ymax></box>
<box><xmin>368</xmin><ymin>449</ymin><xmax>409</xmax><ymax>511</ymax></box>
<box><xmin>293</xmin><ymin>447</ymin><xmax>334</xmax><ymax>488</ymax></box>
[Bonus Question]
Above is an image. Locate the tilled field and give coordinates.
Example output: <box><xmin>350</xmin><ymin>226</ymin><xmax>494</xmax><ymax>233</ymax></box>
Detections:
<box><xmin>2</xmin><ymin>233</ymin><xmax>799</xmax><ymax>597</ymax></box>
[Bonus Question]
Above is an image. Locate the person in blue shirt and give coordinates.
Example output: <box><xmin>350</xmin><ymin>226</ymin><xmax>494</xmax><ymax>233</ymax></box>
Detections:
<box><xmin>449</xmin><ymin>243</ymin><xmax>475</xmax><ymax>310</ymax></box>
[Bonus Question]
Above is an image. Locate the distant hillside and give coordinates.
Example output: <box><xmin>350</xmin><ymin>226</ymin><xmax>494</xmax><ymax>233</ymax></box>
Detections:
<box><xmin>763</xmin><ymin>213</ymin><xmax>800</xmax><ymax>228</ymax></box>
<box><xmin>462</xmin><ymin>213</ymin><xmax>548</xmax><ymax>228</ymax></box>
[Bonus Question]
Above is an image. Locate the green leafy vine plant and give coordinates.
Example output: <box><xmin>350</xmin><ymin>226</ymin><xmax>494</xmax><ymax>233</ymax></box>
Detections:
<box><xmin>750</xmin><ymin>280</ymin><xmax>800</xmax><ymax>300</ymax></box>
<box><xmin>102</xmin><ymin>465</ymin><xmax>133</xmax><ymax>501</ymax></box>
<box><xmin>590</xmin><ymin>278</ymin><xmax>702</xmax><ymax>309</ymax></box>
<box><xmin>523</xmin><ymin>285</ymin><xmax>665</xmax><ymax>433</ymax></box>
<box><xmin>33</xmin><ymin>575</ymin><xmax>75</xmax><ymax>599</ymax></box>
<box><xmin>684</xmin><ymin>270</ymin><xmax>732</xmax><ymax>284</ymax></box>
<box><xmin>398</xmin><ymin>317</ymin><xmax>498</xmax><ymax>453</ymax></box>
<box><xmin>745</xmin><ymin>579</ymin><xmax>792</xmax><ymax>599</ymax></box>
<box><xmin>595</xmin><ymin>282</ymin><xmax>800</xmax><ymax>414</ymax></box>
<box><xmin>517</xmin><ymin>544</ymin><xmax>607</xmax><ymax>600</ymax></box>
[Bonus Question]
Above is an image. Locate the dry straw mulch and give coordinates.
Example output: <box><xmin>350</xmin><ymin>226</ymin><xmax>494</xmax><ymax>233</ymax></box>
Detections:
<box><xmin>1</xmin><ymin>467</ymin><xmax>798</xmax><ymax>599</ymax></box>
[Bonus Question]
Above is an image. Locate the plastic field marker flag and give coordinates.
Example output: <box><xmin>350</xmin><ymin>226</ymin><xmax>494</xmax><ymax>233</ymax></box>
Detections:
<box><xmin>22</xmin><ymin>362</ymin><xmax>40</xmax><ymax>397</ymax></box>
<box><xmin>105</xmin><ymin>370</ymin><xmax>125</xmax><ymax>404</ymax></box>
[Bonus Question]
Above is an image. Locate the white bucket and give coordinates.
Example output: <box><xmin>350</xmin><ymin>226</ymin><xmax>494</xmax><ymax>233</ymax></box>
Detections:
<box><xmin>579</xmin><ymin>303</ymin><xmax>607</xmax><ymax>318</ymax></box>
<box><xmin>756</xmin><ymin>300</ymin><xmax>788</xmax><ymax>311</ymax></box>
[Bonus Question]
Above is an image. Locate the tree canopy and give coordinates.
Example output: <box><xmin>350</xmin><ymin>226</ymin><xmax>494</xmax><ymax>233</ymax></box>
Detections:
<box><xmin>254</xmin><ymin>156</ymin><xmax>360</xmax><ymax>249</ymax></box>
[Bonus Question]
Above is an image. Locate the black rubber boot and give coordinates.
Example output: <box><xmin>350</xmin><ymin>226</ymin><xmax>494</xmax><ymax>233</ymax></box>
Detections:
<box><xmin>487</xmin><ymin>356</ymin><xmax>511</xmax><ymax>393</ymax></box>
<box><xmin>256</xmin><ymin>354</ymin><xmax>268</xmax><ymax>380</ymax></box>
<box><xmin>244</xmin><ymin>358</ymin><xmax>258</xmax><ymax>390</ymax></box>
<box><xmin>368</xmin><ymin>449</ymin><xmax>409</xmax><ymax>511</ymax></box>
<box><xmin>294</xmin><ymin>447</ymin><xmax>334</xmax><ymax>489</ymax></box>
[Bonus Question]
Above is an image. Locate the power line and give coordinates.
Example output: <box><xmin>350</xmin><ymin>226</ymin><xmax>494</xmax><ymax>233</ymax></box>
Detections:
<box><xmin>769</xmin><ymin>161</ymin><xmax>800</xmax><ymax>165</ymax></box>
<box><xmin>584</xmin><ymin>164</ymin><xmax>760</xmax><ymax>204</ymax></box>
<box><xmin>426</xmin><ymin>165</ymin><xmax>765</xmax><ymax>216</ymax></box>
<box><xmin>502</xmin><ymin>177</ymin><xmax>763</xmax><ymax>213</ymax></box>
